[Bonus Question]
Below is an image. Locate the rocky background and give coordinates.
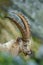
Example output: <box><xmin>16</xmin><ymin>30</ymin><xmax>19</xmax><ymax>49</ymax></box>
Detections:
<box><xmin>0</xmin><ymin>0</ymin><xmax>43</xmax><ymax>65</ymax></box>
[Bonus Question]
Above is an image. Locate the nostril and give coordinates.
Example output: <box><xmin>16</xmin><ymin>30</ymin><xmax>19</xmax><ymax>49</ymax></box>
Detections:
<box><xmin>27</xmin><ymin>51</ymin><xmax>32</xmax><ymax>55</ymax></box>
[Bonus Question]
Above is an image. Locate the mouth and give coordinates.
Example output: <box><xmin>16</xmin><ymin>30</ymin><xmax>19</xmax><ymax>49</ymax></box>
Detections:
<box><xmin>23</xmin><ymin>50</ymin><xmax>34</xmax><ymax>57</ymax></box>
<box><xmin>26</xmin><ymin>50</ymin><xmax>32</xmax><ymax>55</ymax></box>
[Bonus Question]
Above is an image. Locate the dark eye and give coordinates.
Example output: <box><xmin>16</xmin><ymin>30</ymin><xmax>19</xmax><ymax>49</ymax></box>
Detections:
<box><xmin>24</xmin><ymin>44</ymin><xmax>27</xmax><ymax>47</ymax></box>
<box><xmin>17</xmin><ymin>37</ymin><xmax>22</xmax><ymax>42</ymax></box>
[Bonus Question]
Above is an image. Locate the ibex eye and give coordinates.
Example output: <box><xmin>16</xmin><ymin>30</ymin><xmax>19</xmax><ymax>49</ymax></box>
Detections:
<box><xmin>17</xmin><ymin>37</ymin><xmax>22</xmax><ymax>42</ymax></box>
<box><xmin>24</xmin><ymin>44</ymin><xmax>27</xmax><ymax>47</ymax></box>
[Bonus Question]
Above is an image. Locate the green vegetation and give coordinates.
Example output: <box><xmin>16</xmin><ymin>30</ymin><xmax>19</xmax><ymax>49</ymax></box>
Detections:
<box><xmin>0</xmin><ymin>0</ymin><xmax>43</xmax><ymax>65</ymax></box>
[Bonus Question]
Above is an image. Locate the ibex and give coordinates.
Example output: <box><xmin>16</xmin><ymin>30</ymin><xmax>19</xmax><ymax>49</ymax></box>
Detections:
<box><xmin>0</xmin><ymin>14</ymin><xmax>32</xmax><ymax>56</ymax></box>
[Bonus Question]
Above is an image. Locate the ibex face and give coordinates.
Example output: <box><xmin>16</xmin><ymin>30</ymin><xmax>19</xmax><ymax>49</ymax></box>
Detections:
<box><xmin>9</xmin><ymin>38</ymin><xmax>32</xmax><ymax>56</ymax></box>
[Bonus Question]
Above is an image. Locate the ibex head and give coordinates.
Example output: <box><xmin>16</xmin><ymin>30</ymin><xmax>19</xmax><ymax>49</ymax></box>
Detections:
<box><xmin>9</xmin><ymin>37</ymin><xmax>32</xmax><ymax>56</ymax></box>
<box><xmin>3</xmin><ymin>13</ymin><xmax>32</xmax><ymax>56</ymax></box>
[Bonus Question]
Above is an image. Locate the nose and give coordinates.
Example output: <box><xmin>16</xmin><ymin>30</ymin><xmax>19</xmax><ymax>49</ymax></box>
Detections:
<box><xmin>26</xmin><ymin>50</ymin><xmax>34</xmax><ymax>57</ymax></box>
<box><xmin>27</xmin><ymin>50</ymin><xmax>32</xmax><ymax>55</ymax></box>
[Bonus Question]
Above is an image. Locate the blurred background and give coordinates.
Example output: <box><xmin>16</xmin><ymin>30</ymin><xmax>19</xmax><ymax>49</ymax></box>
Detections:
<box><xmin>0</xmin><ymin>0</ymin><xmax>43</xmax><ymax>65</ymax></box>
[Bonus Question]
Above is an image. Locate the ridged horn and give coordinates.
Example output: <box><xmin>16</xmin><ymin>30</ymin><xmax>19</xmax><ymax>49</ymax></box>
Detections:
<box><xmin>5</xmin><ymin>14</ymin><xmax>30</xmax><ymax>41</ymax></box>
<box><xmin>17</xmin><ymin>14</ymin><xmax>31</xmax><ymax>41</ymax></box>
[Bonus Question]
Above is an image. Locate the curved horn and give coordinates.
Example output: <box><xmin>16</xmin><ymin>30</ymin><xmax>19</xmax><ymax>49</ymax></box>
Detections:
<box><xmin>17</xmin><ymin>14</ymin><xmax>31</xmax><ymax>40</ymax></box>
<box><xmin>5</xmin><ymin>14</ymin><xmax>30</xmax><ymax>41</ymax></box>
